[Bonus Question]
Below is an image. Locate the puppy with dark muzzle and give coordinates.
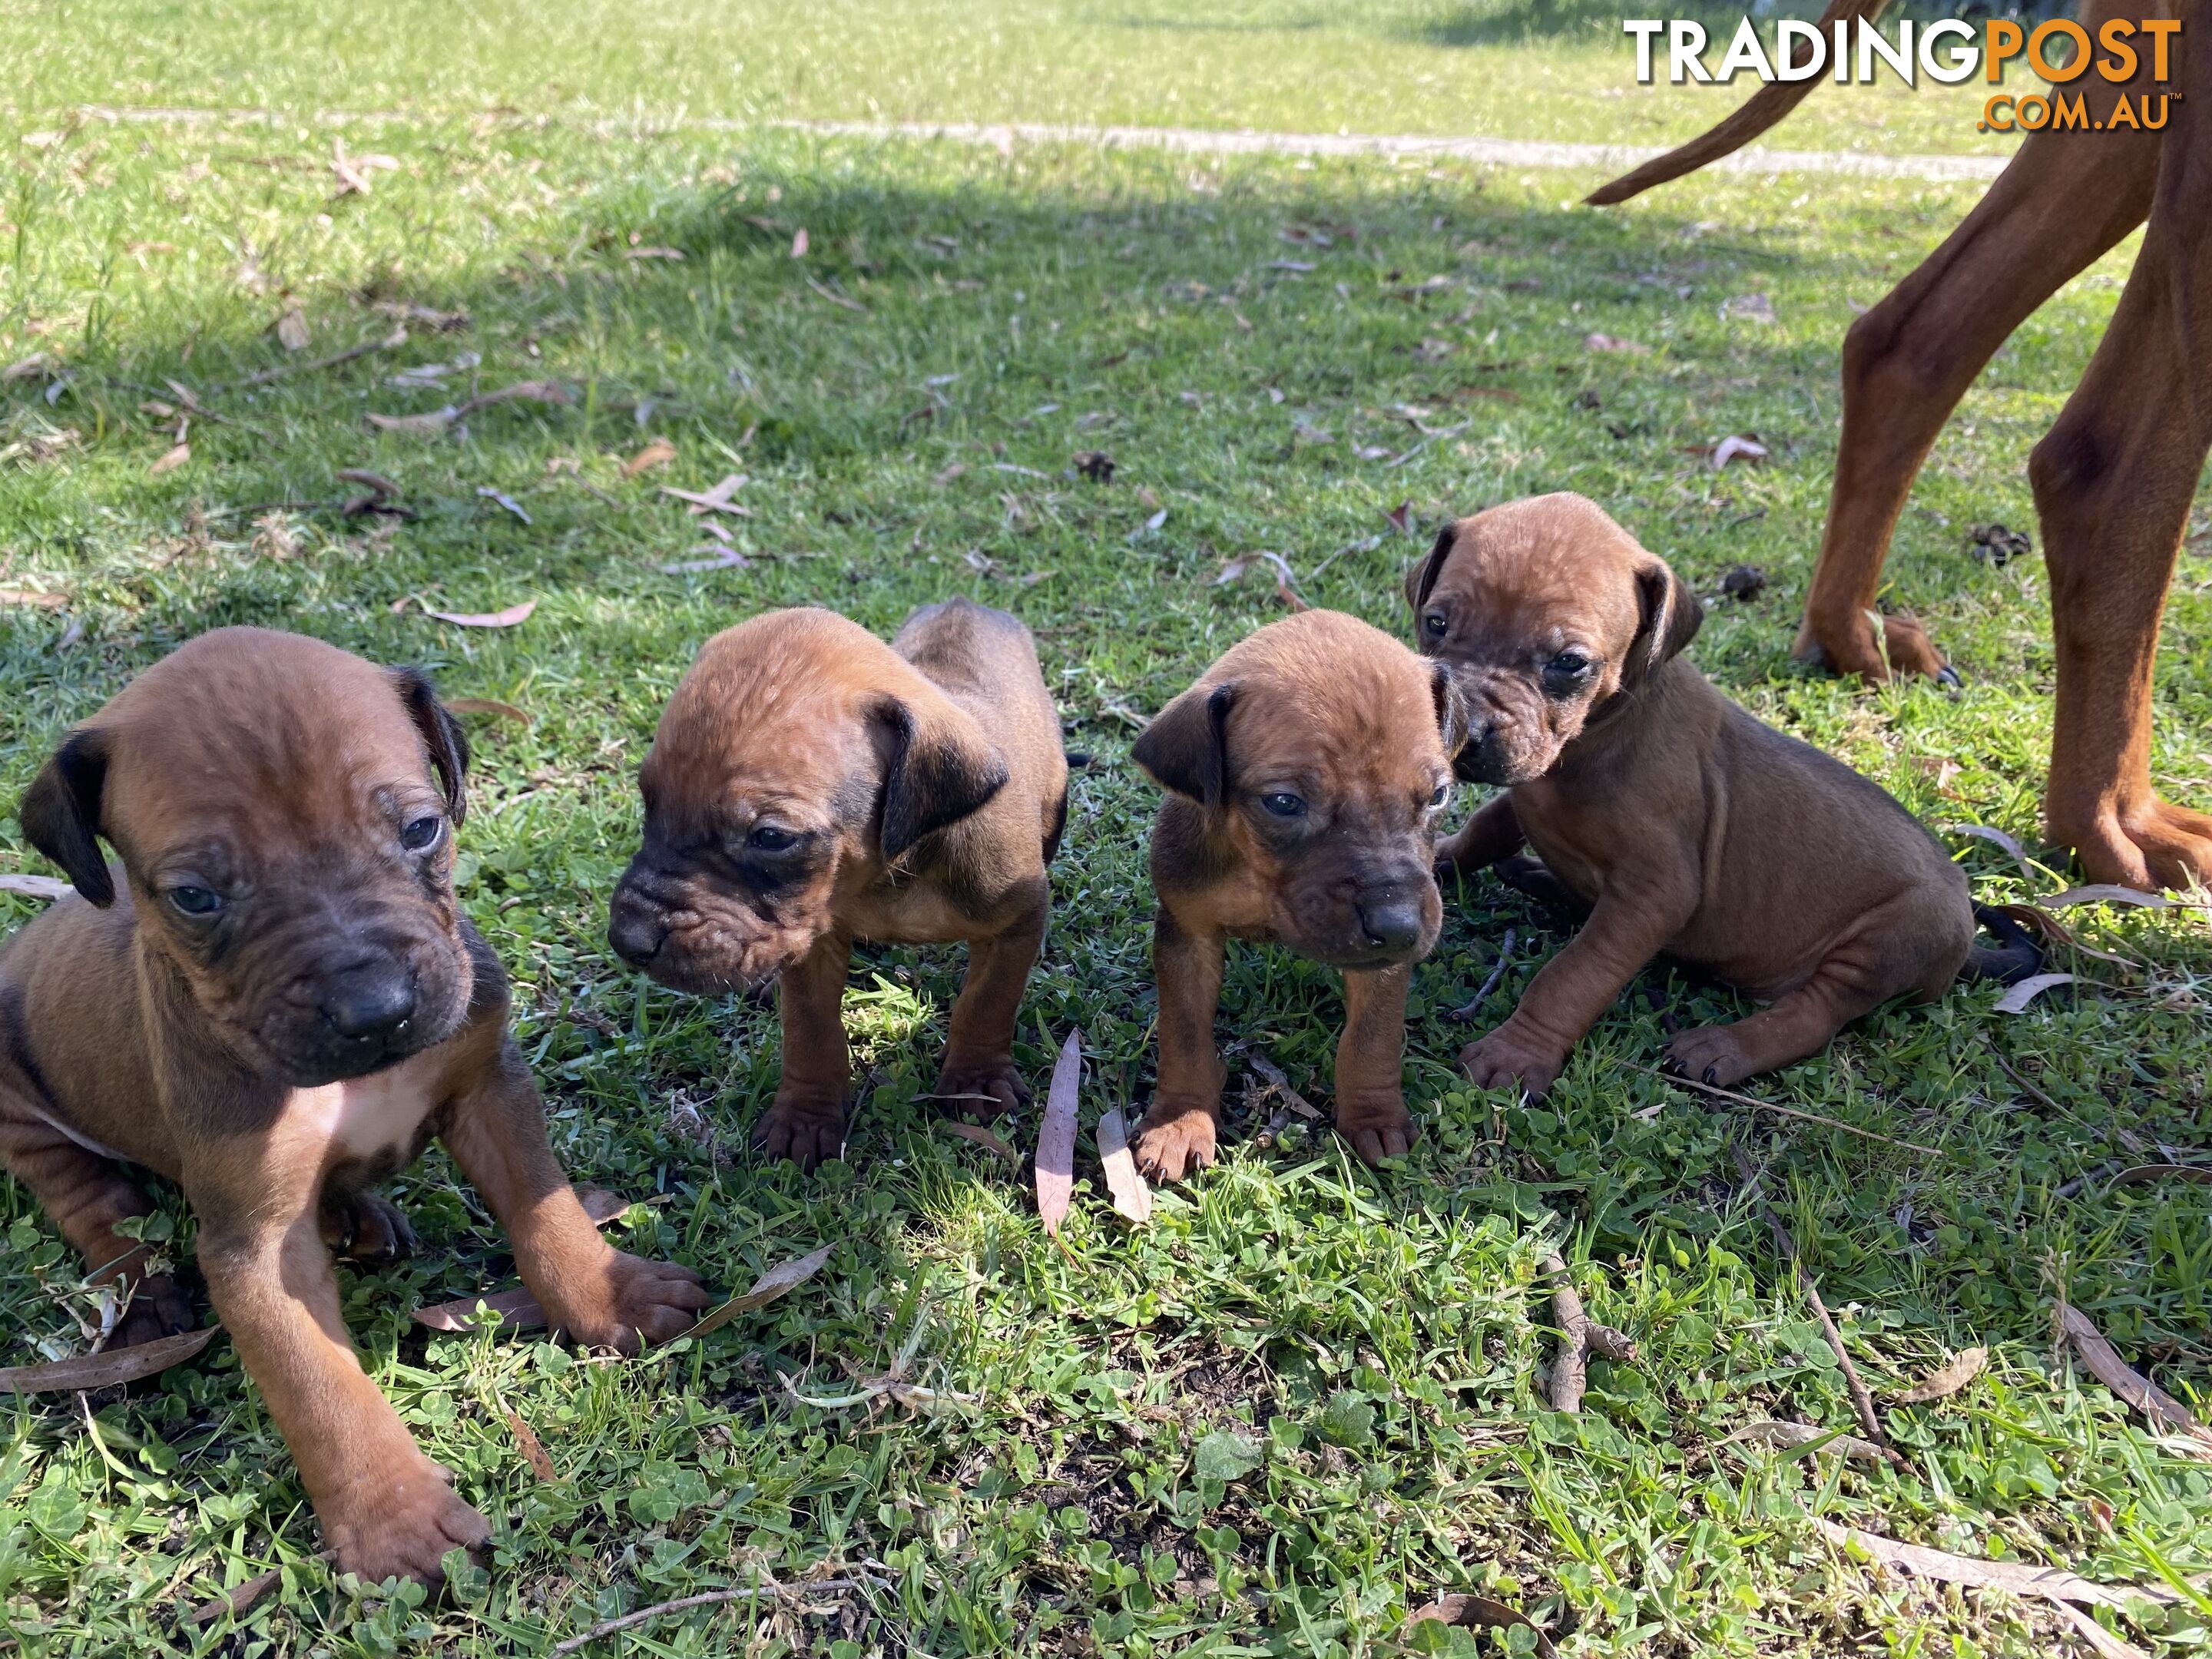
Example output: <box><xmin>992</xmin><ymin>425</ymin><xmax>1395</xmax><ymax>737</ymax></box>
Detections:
<box><xmin>1410</xmin><ymin>493</ymin><xmax>2038</xmax><ymax>1098</ymax></box>
<box><xmin>608</xmin><ymin>601</ymin><xmax>1068</xmax><ymax>1171</ymax></box>
<box><xmin>0</xmin><ymin>628</ymin><xmax>707</xmax><ymax>1585</ymax></box>
<box><xmin>1128</xmin><ymin>610</ymin><xmax>1469</xmax><ymax>1182</ymax></box>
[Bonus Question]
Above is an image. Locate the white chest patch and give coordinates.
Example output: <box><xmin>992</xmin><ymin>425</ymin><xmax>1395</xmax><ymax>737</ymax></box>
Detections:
<box><xmin>280</xmin><ymin>1049</ymin><xmax>443</xmax><ymax>1167</ymax></box>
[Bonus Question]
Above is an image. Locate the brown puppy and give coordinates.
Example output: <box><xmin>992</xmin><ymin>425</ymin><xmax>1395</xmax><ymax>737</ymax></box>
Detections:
<box><xmin>0</xmin><ymin>628</ymin><xmax>708</xmax><ymax>1585</ymax></box>
<box><xmin>608</xmin><ymin>601</ymin><xmax>1068</xmax><ymax>1169</ymax></box>
<box><xmin>1412</xmin><ymin>494</ymin><xmax>2022</xmax><ymax>1097</ymax></box>
<box><xmin>1129</xmin><ymin>609</ymin><xmax>1467</xmax><ymax>1181</ymax></box>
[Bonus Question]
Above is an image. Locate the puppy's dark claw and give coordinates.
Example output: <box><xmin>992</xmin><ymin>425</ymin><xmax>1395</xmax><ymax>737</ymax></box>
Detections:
<box><xmin>1936</xmin><ymin>664</ymin><xmax>1965</xmax><ymax>690</ymax></box>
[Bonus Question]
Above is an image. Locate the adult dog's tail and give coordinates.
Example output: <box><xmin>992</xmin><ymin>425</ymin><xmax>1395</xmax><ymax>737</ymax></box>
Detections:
<box><xmin>1585</xmin><ymin>0</ymin><xmax>1895</xmax><ymax>207</ymax></box>
<box><xmin>1962</xmin><ymin>904</ymin><xmax>2047</xmax><ymax>986</ymax></box>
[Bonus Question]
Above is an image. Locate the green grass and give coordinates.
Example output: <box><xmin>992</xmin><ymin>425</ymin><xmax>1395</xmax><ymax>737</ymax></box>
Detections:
<box><xmin>4</xmin><ymin>0</ymin><xmax>2020</xmax><ymax>155</ymax></box>
<box><xmin>1</xmin><ymin>17</ymin><xmax>2210</xmax><ymax>1659</ymax></box>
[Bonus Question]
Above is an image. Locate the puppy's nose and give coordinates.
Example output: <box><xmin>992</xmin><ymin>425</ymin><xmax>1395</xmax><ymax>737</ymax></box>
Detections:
<box><xmin>322</xmin><ymin>971</ymin><xmax>418</xmax><ymax>1041</ymax></box>
<box><xmin>1357</xmin><ymin>898</ymin><xmax>1426</xmax><ymax>955</ymax></box>
<box><xmin>608</xmin><ymin>894</ymin><xmax>667</xmax><ymax>969</ymax></box>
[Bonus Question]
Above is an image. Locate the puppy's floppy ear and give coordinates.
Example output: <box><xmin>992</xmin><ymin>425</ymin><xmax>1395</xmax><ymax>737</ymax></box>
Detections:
<box><xmin>391</xmin><ymin>667</ymin><xmax>471</xmax><ymax>826</ymax></box>
<box><xmin>1629</xmin><ymin>554</ymin><xmax>1703</xmax><ymax>680</ymax></box>
<box><xmin>1429</xmin><ymin>663</ymin><xmax>1472</xmax><ymax>760</ymax></box>
<box><xmin>1404</xmin><ymin>524</ymin><xmax>1457</xmax><ymax>615</ymax></box>
<box><xmin>1131</xmin><ymin>682</ymin><xmax>1235</xmax><ymax>806</ymax></box>
<box><xmin>20</xmin><ymin>728</ymin><xmax>114</xmax><ymax>906</ymax></box>
<box><xmin>871</xmin><ymin>695</ymin><xmax>1010</xmax><ymax>863</ymax></box>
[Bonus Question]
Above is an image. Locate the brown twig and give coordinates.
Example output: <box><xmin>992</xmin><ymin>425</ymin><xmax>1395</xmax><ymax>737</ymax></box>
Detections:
<box><xmin>550</xmin><ymin>1578</ymin><xmax>864</xmax><ymax>1654</ymax></box>
<box><xmin>1640</xmin><ymin>1065</ymin><xmax>1942</xmax><ymax>1158</ymax></box>
<box><xmin>1447</xmin><ymin>928</ymin><xmax>1517</xmax><ymax>1023</ymax></box>
<box><xmin>223</xmin><ymin>326</ymin><xmax>409</xmax><ymax>390</ymax></box>
<box><xmin>1728</xmin><ymin>1143</ymin><xmax>1908</xmax><ymax>1469</ymax></box>
<box><xmin>1539</xmin><ymin>1253</ymin><xmax>1586</xmax><ymax>1412</ymax></box>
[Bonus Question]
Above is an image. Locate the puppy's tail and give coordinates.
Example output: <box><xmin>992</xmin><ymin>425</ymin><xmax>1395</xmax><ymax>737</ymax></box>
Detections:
<box><xmin>1962</xmin><ymin>903</ymin><xmax>2045</xmax><ymax>987</ymax></box>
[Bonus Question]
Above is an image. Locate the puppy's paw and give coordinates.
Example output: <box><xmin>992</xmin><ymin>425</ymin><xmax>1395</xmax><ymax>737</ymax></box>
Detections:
<box><xmin>932</xmin><ymin>1053</ymin><xmax>1030</xmax><ymax>1119</ymax></box>
<box><xmin>323</xmin><ymin>1456</ymin><xmax>489</xmax><ymax>1588</ymax></box>
<box><xmin>553</xmin><ymin>1251</ymin><xmax>712</xmax><ymax>1352</ymax></box>
<box><xmin>322</xmin><ymin>1191</ymin><xmax>419</xmax><ymax>1263</ymax></box>
<box><xmin>1665</xmin><ymin>1025</ymin><xmax>1756</xmax><ymax>1089</ymax></box>
<box><xmin>1459</xmin><ymin>1024</ymin><xmax>1567</xmax><ymax>1099</ymax></box>
<box><xmin>1131</xmin><ymin>1106</ymin><xmax>1218</xmax><ymax>1183</ymax></box>
<box><xmin>753</xmin><ymin>1092</ymin><xmax>847</xmax><ymax>1171</ymax></box>
<box><xmin>1337</xmin><ymin>1098</ymin><xmax>1419</xmax><ymax>1167</ymax></box>
<box><xmin>114</xmin><ymin>1273</ymin><xmax>197</xmax><ymax>1348</ymax></box>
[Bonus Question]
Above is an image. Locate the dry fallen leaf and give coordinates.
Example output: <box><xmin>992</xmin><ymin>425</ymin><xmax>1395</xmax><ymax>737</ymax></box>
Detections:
<box><xmin>623</xmin><ymin>438</ymin><xmax>677</xmax><ymax>478</ymax></box>
<box><xmin>476</xmin><ymin>486</ymin><xmax>532</xmax><ymax>525</ymax></box>
<box><xmin>1810</xmin><ymin>1513</ymin><xmax>2171</xmax><ymax>1614</ymax></box>
<box><xmin>1710</xmin><ymin>435</ymin><xmax>1768</xmax><ymax>469</ymax></box>
<box><xmin>150</xmin><ymin>442</ymin><xmax>190</xmax><ymax>476</ymax></box>
<box><xmin>1036</xmin><ymin>1031</ymin><xmax>1080</xmax><ymax>1238</ymax></box>
<box><xmin>661</xmin><ymin>474</ymin><xmax>750</xmax><ymax>515</ymax></box>
<box><xmin>1721</xmin><ymin>290</ymin><xmax>1777</xmax><ymax>324</ymax></box>
<box><xmin>275</xmin><ymin>309</ymin><xmax>310</xmax><ymax>352</ymax></box>
<box><xmin>423</xmin><ymin>600</ymin><xmax>538</xmax><ymax>629</ymax></box>
<box><xmin>681</xmin><ymin>1242</ymin><xmax>835</xmax><ymax>1339</ymax></box>
<box><xmin>2061</xmin><ymin>1303</ymin><xmax>2212</xmax><ymax>1451</ymax></box>
<box><xmin>1096</xmin><ymin>1108</ymin><xmax>1153</xmax><ymax>1227</ymax></box>
<box><xmin>0</xmin><ymin>874</ymin><xmax>73</xmax><ymax>899</ymax></box>
<box><xmin>444</xmin><ymin>697</ymin><xmax>531</xmax><ymax>724</ymax></box>
<box><xmin>2108</xmin><ymin>1163</ymin><xmax>2212</xmax><ymax>1190</ymax></box>
<box><xmin>660</xmin><ymin>548</ymin><xmax>753</xmax><ymax>574</ymax></box>
<box><xmin>0</xmin><ymin>1326</ymin><xmax>218</xmax><ymax>1393</ymax></box>
<box><xmin>1949</xmin><ymin>823</ymin><xmax>2038</xmax><ymax>883</ymax></box>
<box><xmin>1405</xmin><ymin>1593</ymin><xmax>1558</xmax><ymax>1659</ymax></box>
<box><xmin>1894</xmin><ymin>1346</ymin><xmax>1987</xmax><ymax>1405</ymax></box>
<box><xmin>2041</xmin><ymin>884</ymin><xmax>2176</xmax><ymax>911</ymax></box>
<box><xmin>0</xmin><ymin>589</ymin><xmax>68</xmax><ymax>610</ymax></box>
<box><xmin>186</xmin><ymin>1561</ymin><xmax>305</xmax><ymax>1627</ymax></box>
<box><xmin>1584</xmin><ymin>332</ymin><xmax>1648</xmax><ymax>354</ymax></box>
<box><xmin>1719</xmin><ymin>1421</ymin><xmax>1889</xmax><ymax>1463</ymax></box>
<box><xmin>366</xmin><ymin>407</ymin><xmax>460</xmax><ymax>435</ymax></box>
<box><xmin>412</xmin><ymin>1287</ymin><xmax>543</xmax><ymax>1334</ymax></box>
<box><xmin>506</xmin><ymin>1408</ymin><xmax>558</xmax><ymax>1482</ymax></box>
<box><xmin>942</xmin><ymin>1121</ymin><xmax>1020</xmax><ymax>1164</ymax></box>
<box><xmin>2</xmin><ymin>353</ymin><xmax>53</xmax><ymax>382</ymax></box>
<box><xmin>1383</xmin><ymin>500</ymin><xmax>1413</xmax><ymax>535</ymax></box>
<box><xmin>790</xmin><ymin>227</ymin><xmax>810</xmax><ymax>258</ymax></box>
<box><xmin>1995</xmin><ymin>972</ymin><xmax>2076</xmax><ymax>1014</ymax></box>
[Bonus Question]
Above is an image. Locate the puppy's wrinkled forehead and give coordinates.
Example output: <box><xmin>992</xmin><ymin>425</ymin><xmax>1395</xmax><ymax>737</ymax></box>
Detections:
<box><xmin>642</xmin><ymin>613</ymin><xmax>877</xmax><ymax>833</ymax></box>
<box><xmin>1433</xmin><ymin>494</ymin><xmax>1647</xmax><ymax>650</ymax></box>
<box><xmin>1220</xmin><ymin>612</ymin><xmax>1445</xmax><ymax>783</ymax></box>
<box><xmin>98</xmin><ymin>629</ymin><xmax>439</xmax><ymax>853</ymax></box>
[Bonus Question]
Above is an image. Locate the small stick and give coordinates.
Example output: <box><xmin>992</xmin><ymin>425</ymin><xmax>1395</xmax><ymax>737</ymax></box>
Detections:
<box><xmin>551</xmin><ymin>1578</ymin><xmax>863</xmax><ymax>1655</ymax></box>
<box><xmin>1246</xmin><ymin>1053</ymin><xmax>1320</xmax><ymax>1120</ymax></box>
<box><xmin>1638</xmin><ymin>1065</ymin><xmax>1941</xmax><ymax>1159</ymax></box>
<box><xmin>223</xmin><ymin>326</ymin><xmax>409</xmax><ymax>390</ymax></box>
<box><xmin>1448</xmin><ymin>929</ymin><xmax>1517</xmax><ymax>1023</ymax></box>
<box><xmin>1728</xmin><ymin>1143</ymin><xmax>1907</xmax><ymax>1469</ymax></box>
<box><xmin>1538</xmin><ymin>1251</ymin><xmax>1591</xmax><ymax>1413</ymax></box>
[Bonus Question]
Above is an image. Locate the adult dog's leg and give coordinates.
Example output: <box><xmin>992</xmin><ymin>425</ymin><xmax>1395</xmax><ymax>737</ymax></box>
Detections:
<box><xmin>1800</xmin><ymin>109</ymin><xmax>2160</xmax><ymax>681</ymax></box>
<box><xmin>2032</xmin><ymin>50</ymin><xmax>2212</xmax><ymax>889</ymax></box>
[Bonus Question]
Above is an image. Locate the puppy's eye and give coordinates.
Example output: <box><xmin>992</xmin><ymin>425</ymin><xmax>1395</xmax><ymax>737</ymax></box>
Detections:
<box><xmin>1428</xmin><ymin>783</ymin><xmax>1449</xmax><ymax>808</ymax></box>
<box><xmin>167</xmin><ymin>886</ymin><xmax>223</xmax><ymax>918</ymax></box>
<box><xmin>747</xmin><ymin>825</ymin><xmax>800</xmax><ymax>853</ymax></box>
<box><xmin>1548</xmin><ymin>650</ymin><xmax>1592</xmax><ymax>677</ymax></box>
<box><xmin>1422</xmin><ymin>612</ymin><xmax>1447</xmax><ymax>639</ymax></box>
<box><xmin>400</xmin><ymin>815</ymin><xmax>443</xmax><ymax>852</ymax></box>
<box><xmin>1259</xmin><ymin>792</ymin><xmax>1306</xmax><ymax>820</ymax></box>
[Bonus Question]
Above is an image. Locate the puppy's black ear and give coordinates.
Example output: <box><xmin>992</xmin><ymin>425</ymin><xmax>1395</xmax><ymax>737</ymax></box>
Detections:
<box><xmin>20</xmin><ymin>729</ymin><xmax>114</xmax><ymax>906</ymax></box>
<box><xmin>1630</xmin><ymin>555</ymin><xmax>1703</xmax><ymax>680</ymax></box>
<box><xmin>391</xmin><ymin>667</ymin><xmax>471</xmax><ymax>826</ymax></box>
<box><xmin>1131</xmin><ymin>681</ymin><xmax>1235</xmax><ymax>806</ymax></box>
<box><xmin>872</xmin><ymin>696</ymin><xmax>1010</xmax><ymax>863</ymax></box>
<box><xmin>1404</xmin><ymin>524</ymin><xmax>1457</xmax><ymax>615</ymax></box>
<box><xmin>1429</xmin><ymin>663</ymin><xmax>1472</xmax><ymax>760</ymax></box>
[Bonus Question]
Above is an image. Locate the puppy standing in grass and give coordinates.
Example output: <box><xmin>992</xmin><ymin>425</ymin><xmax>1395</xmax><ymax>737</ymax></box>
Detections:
<box><xmin>1410</xmin><ymin>494</ymin><xmax>2036</xmax><ymax>1097</ymax></box>
<box><xmin>0</xmin><ymin>629</ymin><xmax>709</xmax><ymax>1586</ymax></box>
<box><xmin>1129</xmin><ymin>610</ymin><xmax>1468</xmax><ymax>1181</ymax></box>
<box><xmin>608</xmin><ymin>601</ymin><xmax>1068</xmax><ymax>1169</ymax></box>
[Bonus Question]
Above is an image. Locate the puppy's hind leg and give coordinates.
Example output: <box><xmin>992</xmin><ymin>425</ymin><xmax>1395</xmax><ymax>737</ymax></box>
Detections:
<box><xmin>932</xmin><ymin>882</ymin><xmax>1048</xmax><ymax>1119</ymax></box>
<box><xmin>0</xmin><ymin>1095</ymin><xmax>194</xmax><ymax>1346</ymax></box>
<box><xmin>1665</xmin><ymin>894</ymin><xmax>1959</xmax><ymax>1087</ymax></box>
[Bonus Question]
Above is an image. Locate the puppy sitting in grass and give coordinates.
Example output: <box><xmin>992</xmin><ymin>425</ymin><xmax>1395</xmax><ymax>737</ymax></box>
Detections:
<box><xmin>608</xmin><ymin>601</ymin><xmax>1068</xmax><ymax>1169</ymax></box>
<box><xmin>1129</xmin><ymin>610</ymin><xmax>1469</xmax><ymax>1181</ymax></box>
<box><xmin>1410</xmin><ymin>493</ymin><xmax>2038</xmax><ymax>1098</ymax></box>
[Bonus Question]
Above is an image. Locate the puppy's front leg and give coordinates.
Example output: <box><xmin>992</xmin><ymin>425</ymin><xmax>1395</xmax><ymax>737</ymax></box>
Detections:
<box><xmin>934</xmin><ymin>881</ymin><xmax>1047</xmax><ymax>1118</ymax></box>
<box><xmin>757</xmin><ymin>929</ymin><xmax>853</xmax><ymax>1170</ymax></box>
<box><xmin>1462</xmin><ymin>879</ymin><xmax>1690</xmax><ymax>1098</ymax></box>
<box><xmin>1336</xmin><ymin>962</ymin><xmax>1419</xmax><ymax>1164</ymax></box>
<box><xmin>1133</xmin><ymin>903</ymin><xmax>1227</xmax><ymax>1182</ymax></box>
<box><xmin>438</xmin><ymin>1043</ymin><xmax>708</xmax><ymax>1349</ymax></box>
<box><xmin>189</xmin><ymin>1154</ymin><xmax>488</xmax><ymax>1587</ymax></box>
<box><xmin>1435</xmin><ymin>793</ymin><xmax>1525</xmax><ymax>879</ymax></box>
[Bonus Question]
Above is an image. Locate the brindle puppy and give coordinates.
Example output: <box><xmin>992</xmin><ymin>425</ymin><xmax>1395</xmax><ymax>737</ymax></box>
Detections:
<box><xmin>608</xmin><ymin>601</ymin><xmax>1068</xmax><ymax>1170</ymax></box>
<box><xmin>1128</xmin><ymin>609</ymin><xmax>1469</xmax><ymax>1181</ymax></box>
<box><xmin>0</xmin><ymin>628</ymin><xmax>707</xmax><ymax>1585</ymax></box>
<box><xmin>1412</xmin><ymin>493</ymin><xmax>2038</xmax><ymax>1097</ymax></box>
